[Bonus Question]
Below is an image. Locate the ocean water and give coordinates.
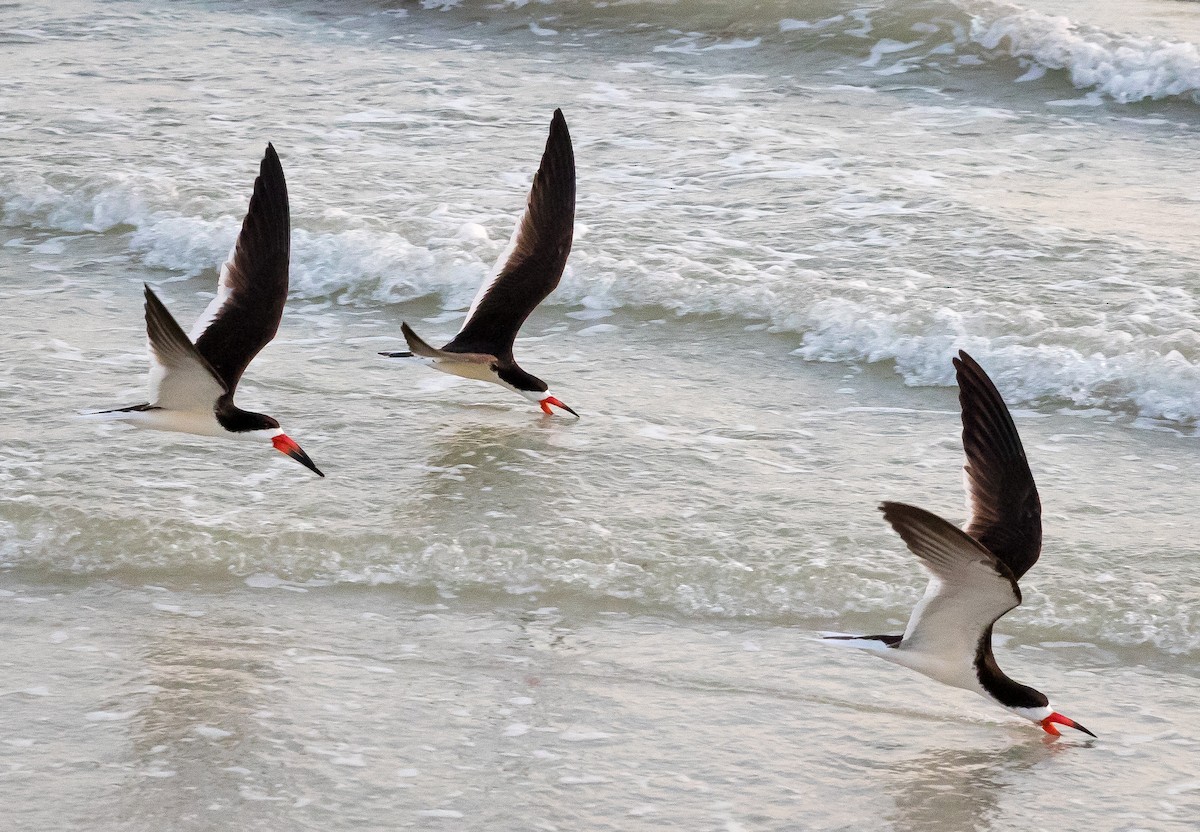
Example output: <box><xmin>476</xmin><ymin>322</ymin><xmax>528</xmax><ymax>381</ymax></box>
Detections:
<box><xmin>1</xmin><ymin>0</ymin><xmax>1199</xmax><ymax>829</ymax></box>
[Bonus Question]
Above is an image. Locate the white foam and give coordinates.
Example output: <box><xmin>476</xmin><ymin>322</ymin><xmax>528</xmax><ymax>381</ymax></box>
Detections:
<box><xmin>4</xmin><ymin>57</ymin><xmax>1200</xmax><ymax>433</ymax></box>
<box><xmin>86</xmin><ymin>710</ymin><xmax>136</xmax><ymax>722</ymax></box>
<box><xmin>560</xmin><ymin>729</ymin><xmax>611</xmax><ymax>742</ymax></box>
<box><xmin>1</xmin><ymin>172</ymin><xmax>161</xmax><ymax>233</ymax></box>
<box><xmin>860</xmin><ymin>38</ymin><xmax>924</xmax><ymax>69</ymax></box>
<box><xmin>654</xmin><ymin>36</ymin><xmax>762</xmax><ymax>54</ymax></box>
<box><xmin>779</xmin><ymin>16</ymin><xmax>845</xmax><ymax>34</ymax></box>
<box><xmin>972</xmin><ymin>6</ymin><xmax>1200</xmax><ymax>103</ymax></box>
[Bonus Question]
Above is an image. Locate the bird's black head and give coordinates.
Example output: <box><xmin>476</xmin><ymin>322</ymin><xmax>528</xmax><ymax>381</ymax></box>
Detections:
<box><xmin>215</xmin><ymin>398</ymin><xmax>279</xmax><ymax>433</ymax></box>
<box><xmin>215</xmin><ymin>402</ymin><xmax>323</xmax><ymax>476</ymax></box>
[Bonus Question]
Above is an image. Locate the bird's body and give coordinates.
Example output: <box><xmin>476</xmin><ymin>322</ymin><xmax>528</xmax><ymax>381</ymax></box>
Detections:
<box><xmin>91</xmin><ymin>404</ymin><xmax>230</xmax><ymax>438</ymax></box>
<box><xmin>85</xmin><ymin>145</ymin><xmax>323</xmax><ymax>477</ymax></box>
<box><xmin>381</xmin><ymin>110</ymin><xmax>578</xmax><ymax>417</ymax></box>
<box><xmin>825</xmin><ymin>351</ymin><xmax>1093</xmax><ymax>737</ymax></box>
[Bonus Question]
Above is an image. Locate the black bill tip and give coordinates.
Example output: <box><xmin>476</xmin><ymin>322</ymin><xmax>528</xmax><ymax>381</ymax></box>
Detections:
<box><xmin>1072</xmin><ymin>721</ymin><xmax>1097</xmax><ymax>738</ymax></box>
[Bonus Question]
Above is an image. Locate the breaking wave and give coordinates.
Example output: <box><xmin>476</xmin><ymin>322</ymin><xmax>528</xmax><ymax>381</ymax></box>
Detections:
<box><xmin>5</xmin><ymin>166</ymin><xmax>1200</xmax><ymax>427</ymax></box>
<box><xmin>388</xmin><ymin>0</ymin><xmax>1200</xmax><ymax>106</ymax></box>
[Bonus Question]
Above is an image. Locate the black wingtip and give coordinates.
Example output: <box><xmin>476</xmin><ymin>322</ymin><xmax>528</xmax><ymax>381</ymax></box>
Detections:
<box><xmin>878</xmin><ymin>501</ymin><xmax>919</xmax><ymax>535</ymax></box>
<box><xmin>143</xmin><ymin>283</ymin><xmax>167</xmax><ymax>313</ymax></box>
<box><xmin>234</xmin><ymin>141</ymin><xmax>290</xmax><ymax>280</ymax></box>
<box><xmin>877</xmin><ymin>500</ymin><xmax>947</xmax><ymax>545</ymax></box>
<box><xmin>258</xmin><ymin>142</ymin><xmax>285</xmax><ymax>186</ymax></box>
<box><xmin>953</xmin><ymin>350</ymin><xmax>1024</xmax><ymax>457</ymax></box>
<box><xmin>535</xmin><ymin>108</ymin><xmax>575</xmax><ymax>243</ymax></box>
<box><xmin>952</xmin><ymin>349</ymin><xmax>979</xmax><ymax>373</ymax></box>
<box><xmin>546</xmin><ymin>108</ymin><xmax>572</xmax><ymax>151</ymax></box>
<box><xmin>878</xmin><ymin>500</ymin><xmax>920</xmax><ymax>539</ymax></box>
<box><xmin>953</xmin><ymin>352</ymin><xmax>1006</xmax><ymax>405</ymax></box>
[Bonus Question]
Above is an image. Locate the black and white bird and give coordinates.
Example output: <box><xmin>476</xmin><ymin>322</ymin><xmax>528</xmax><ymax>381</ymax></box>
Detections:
<box><xmin>380</xmin><ymin>109</ymin><xmax>578</xmax><ymax>417</ymax></box>
<box><xmin>86</xmin><ymin>145</ymin><xmax>323</xmax><ymax>477</ymax></box>
<box><xmin>824</xmin><ymin>351</ymin><xmax>1093</xmax><ymax>737</ymax></box>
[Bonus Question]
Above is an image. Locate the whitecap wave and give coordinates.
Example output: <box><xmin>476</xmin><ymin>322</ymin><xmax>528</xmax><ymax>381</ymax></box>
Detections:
<box><xmin>970</xmin><ymin>3</ymin><xmax>1200</xmax><ymax>103</ymax></box>
<box><xmin>386</xmin><ymin>0</ymin><xmax>1200</xmax><ymax>105</ymax></box>
<box><xmin>6</xmin><ymin>169</ymin><xmax>1200</xmax><ymax>427</ymax></box>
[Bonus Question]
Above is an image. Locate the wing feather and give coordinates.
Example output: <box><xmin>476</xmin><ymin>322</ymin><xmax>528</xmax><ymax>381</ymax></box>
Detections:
<box><xmin>400</xmin><ymin>322</ymin><xmax>493</xmax><ymax>365</ymax></box>
<box><xmin>954</xmin><ymin>351</ymin><xmax>1042</xmax><ymax>580</ymax></box>
<box><xmin>188</xmin><ymin>240</ymin><xmax>237</xmax><ymax>343</ymax></box>
<box><xmin>144</xmin><ymin>285</ymin><xmax>227</xmax><ymax>410</ymax></box>
<box><xmin>191</xmin><ymin>143</ymin><xmax>290</xmax><ymax>393</ymax></box>
<box><xmin>444</xmin><ymin>109</ymin><xmax>574</xmax><ymax>358</ymax></box>
<box><xmin>880</xmin><ymin>502</ymin><xmax>1021</xmax><ymax>659</ymax></box>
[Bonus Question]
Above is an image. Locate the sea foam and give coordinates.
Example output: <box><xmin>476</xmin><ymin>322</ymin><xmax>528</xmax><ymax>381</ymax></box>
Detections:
<box><xmin>6</xmin><ymin>169</ymin><xmax>1200</xmax><ymax>428</ymax></box>
<box><xmin>971</xmin><ymin>4</ymin><xmax>1200</xmax><ymax>103</ymax></box>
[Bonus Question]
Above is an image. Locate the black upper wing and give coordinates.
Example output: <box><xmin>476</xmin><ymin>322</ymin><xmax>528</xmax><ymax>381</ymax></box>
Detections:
<box><xmin>192</xmin><ymin>143</ymin><xmax>291</xmax><ymax>393</ymax></box>
<box><xmin>443</xmin><ymin>109</ymin><xmax>575</xmax><ymax>359</ymax></box>
<box><xmin>954</xmin><ymin>350</ymin><xmax>1042</xmax><ymax>581</ymax></box>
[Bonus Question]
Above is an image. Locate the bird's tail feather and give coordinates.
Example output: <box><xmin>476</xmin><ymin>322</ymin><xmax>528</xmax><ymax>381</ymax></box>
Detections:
<box><xmin>79</xmin><ymin>400</ymin><xmax>156</xmax><ymax>412</ymax></box>
<box><xmin>399</xmin><ymin>322</ymin><xmax>452</xmax><ymax>359</ymax></box>
<box><xmin>378</xmin><ymin>350</ymin><xmax>414</xmax><ymax>358</ymax></box>
<box><xmin>78</xmin><ymin>403</ymin><xmax>156</xmax><ymax>418</ymax></box>
<box><xmin>818</xmin><ymin>632</ymin><xmax>902</xmax><ymax>652</ymax></box>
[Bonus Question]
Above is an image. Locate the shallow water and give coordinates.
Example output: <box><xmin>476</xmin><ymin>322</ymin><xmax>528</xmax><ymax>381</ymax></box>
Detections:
<box><xmin>4</xmin><ymin>582</ymin><xmax>1199</xmax><ymax>831</ymax></box>
<box><xmin>2</xmin><ymin>0</ymin><xmax>1200</xmax><ymax>828</ymax></box>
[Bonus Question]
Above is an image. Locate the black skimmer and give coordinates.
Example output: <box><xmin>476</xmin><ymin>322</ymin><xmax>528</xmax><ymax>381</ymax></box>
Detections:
<box><xmin>824</xmin><ymin>351</ymin><xmax>1093</xmax><ymax>738</ymax></box>
<box><xmin>380</xmin><ymin>109</ymin><xmax>578</xmax><ymax>417</ymax></box>
<box><xmin>86</xmin><ymin>145</ymin><xmax>323</xmax><ymax>477</ymax></box>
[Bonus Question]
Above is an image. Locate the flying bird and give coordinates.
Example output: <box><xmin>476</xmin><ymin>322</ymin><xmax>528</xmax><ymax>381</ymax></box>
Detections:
<box><xmin>86</xmin><ymin>144</ymin><xmax>323</xmax><ymax>477</ymax></box>
<box><xmin>380</xmin><ymin>109</ymin><xmax>578</xmax><ymax>417</ymax></box>
<box><xmin>824</xmin><ymin>351</ymin><xmax>1093</xmax><ymax>738</ymax></box>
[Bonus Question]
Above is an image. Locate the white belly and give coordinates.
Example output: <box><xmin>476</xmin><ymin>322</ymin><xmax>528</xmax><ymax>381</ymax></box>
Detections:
<box><xmin>424</xmin><ymin>357</ymin><xmax>509</xmax><ymax>389</ymax></box>
<box><xmin>87</xmin><ymin>407</ymin><xmax>228</xmax><ymax>438</ymax></box>
<box><xmin>880</xmin><ymin>648</ymin><xmax>987</xmax><ymax>697</ymax></box>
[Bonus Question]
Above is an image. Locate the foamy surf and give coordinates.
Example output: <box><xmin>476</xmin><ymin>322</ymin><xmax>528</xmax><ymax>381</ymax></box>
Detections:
<box><xmin>385</xmin><ymin>0</ymin><xmax>1200</xmax><ymax>106</ymax></box>
<box><xmin>970</xmin><ymin>3</ymin><xmax>1200</xmax><ymax>103</ymax></box>
<box><xmin>7</xmin><ymin>171</ymin><xmax>1199</xmax><ymax>427</ymax></box>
